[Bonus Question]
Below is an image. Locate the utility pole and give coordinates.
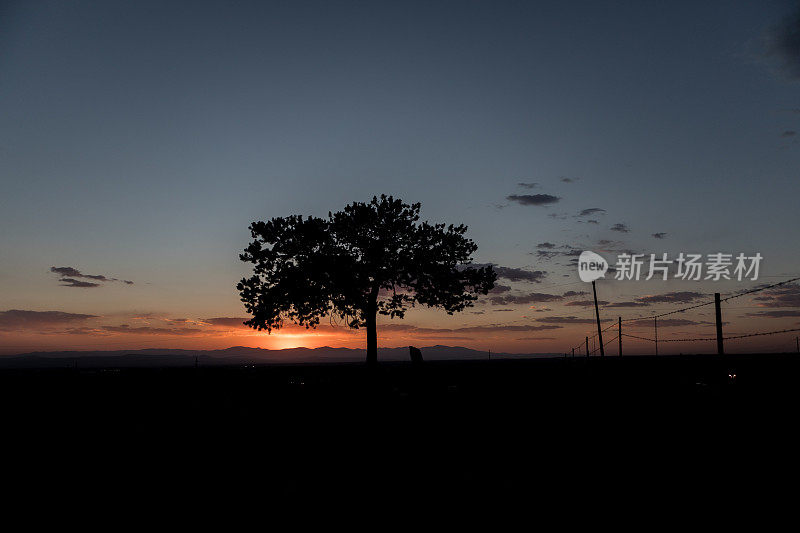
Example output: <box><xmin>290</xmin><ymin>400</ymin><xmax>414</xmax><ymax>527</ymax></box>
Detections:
<box><xmin>654</xmin><ymin>317</ymin><xmax>658</xmax><ymax>356</ymax></box>
<box><xmin>592</xmin><ymin>280</ymin><xmax>605</xmax><ymax>357</ymax></box>
<box><xmin>618</xmin><ymin>316</ymin><xmax>622</xmax><ymax>357</ymax></box>
<box><xmin>572</xmin><ymin>347</ymin><xmax>575</xmax><ymax>358</ymax></box>
<box><xmin>585</xmin><ymin>336</ymin><xmax>589</xmax><ymax>358</ymax></box>
<box><xmin>715</xmin><ymin>292</ymin><xmax>724</xmax><ymax>355</ymax></box>
<box><xmin>796</xmin><ymin>336</ymin><xmax>799</xmax><ymax>354</ymax></box>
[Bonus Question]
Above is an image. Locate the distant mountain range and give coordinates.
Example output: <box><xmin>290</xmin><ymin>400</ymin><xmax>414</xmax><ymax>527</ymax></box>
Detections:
<box><xmin>0</xmin><ymin>345</ymin><xmax>561</xmax><ymax>368</ymax></box>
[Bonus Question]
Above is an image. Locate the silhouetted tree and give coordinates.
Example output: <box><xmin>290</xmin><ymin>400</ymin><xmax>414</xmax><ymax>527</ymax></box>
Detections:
<box><xmin>238</xmin><ymin>195</ymin><xmax>496</xmax><ymax>365</ymax></box>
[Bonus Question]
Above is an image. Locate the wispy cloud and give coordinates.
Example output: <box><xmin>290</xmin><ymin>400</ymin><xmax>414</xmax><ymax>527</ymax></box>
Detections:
<box><xmin>100</xmin><ymin>325</ymin><xmax>203</xmax><ymax>335</ymax></box>
<box><xmin>610</xmin><ymin>223</ymin><xmax>630</xmax><ymax>233</ymax></box>
<box><xmin>745</xmin><ymin>309</ymin><xmax>800</xmax><ymax>318</ymax></box>
<box><xmin>0</xmin><ymin>309</ymin><xmax>98</xmax><ymax>330</ymax></box>
<box><xmin>489</xmin><ymin>292</ymin><xmax>563</xmax><ymax>305</ymax></box>
<box><xmin>59</xmin><ymin>278</ymin><xmax>101</xmax><ymax>288</ymax></box>
<box><xmin>201</xmin><ymin>317</ymin><xmax>249</xmax><ymax>328</ymax></box>
<box><xmin>627</xmin><ymin>318</ymin><xmax>700</xmax><ymax>327</ymax></box>
<box><xmin>532</xmin><ymin>244</ymin><xmax>581</xmax><ymax>260</ymax></box>
<box><xmin>379</xmin><ymin>323</ymin><xmax>563</xmax><ymax>334</ymax></box>
<box><xmin>606</xmin><ymin>301</ymin><xmax>649</xmax><ymax>308</ymax></box>
<box><xmin>470</xmin><ymin>263</ymin><xmax>547</xmax><ymax>283</ymax></box>
<box><xmin>506</xmin><ymin>194</ymin><xmax>561</xmax><ymax>206</ymax></box>
<box><xmin>564</xmin><ymin>300</ymin><xmax>609</xmax><ymax>307</ymax></box>
<box><xmin>535</xmin><ymin>316</ymin><xmax>612</xmax><ymax>324</ymax></box>
<box><xmin>763</xmin><ymin>5</ymin><xmax>800</xmax><ymax>80</ymax></box>
<box><xmin>562</xmin><ymin>290</ymin><xmax>588</xmax><ymax>298</ymax></box>
<box><xmin>488</xmin><ymin>284</ymin><xmax>512</xmax><ymax>294</ymax></box>
<box><xmin>752</xmin><ymin>283</ymin><xmax>800</xmax><ymax>308</ymax></box>
<box><xmin>50</xmin><ymin>266</ymin><xmax>134</xmax><ymax>287</ymax></box>
<box><xmin>636</xmin><ymin>291</ymin><xmax>705</xmax><ymax>304</ymax></box>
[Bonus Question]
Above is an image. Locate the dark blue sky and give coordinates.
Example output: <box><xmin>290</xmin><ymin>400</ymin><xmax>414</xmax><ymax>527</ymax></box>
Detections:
<box><xmin>1</xmin><ymin>0</ymin><xmax>799</xmax><ymax>352</ymax></box>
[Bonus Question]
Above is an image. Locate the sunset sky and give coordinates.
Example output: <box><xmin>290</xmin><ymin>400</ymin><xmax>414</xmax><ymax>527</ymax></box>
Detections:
<box><xmin>2</xmin><ymin>0</ymin><xmax>799</xmax><ymax>356</ymax></box>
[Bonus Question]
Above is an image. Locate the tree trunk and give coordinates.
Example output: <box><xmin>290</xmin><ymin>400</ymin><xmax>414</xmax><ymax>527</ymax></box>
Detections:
<box><xmin>364</xmin><ymin>282</ymin><xmax>381</xmax><ymax>366</ymax></box>
<box><xmin>366</xmin><ymin>304</ymin><xmax>378</xmax><ymax>366</ymax></box>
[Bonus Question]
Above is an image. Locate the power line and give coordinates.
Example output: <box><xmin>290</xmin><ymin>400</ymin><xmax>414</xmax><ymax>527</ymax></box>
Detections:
<box><xmin>659</xmin><ymin>337</ymin><xmax>716</xmax><ymax>343</ymax></box>
<box><xmin>720</xmin><ymin>276</ymin><xmax>800</xmax><ymax>303</ymax></box>
<box><xmin>620</xmin><ymin>300</ymin><xmax>715</xmax><ymax>322</ymax></box>
<box><xmin>609</xmin><ymin>276</ymin><xmax>800</xmax><ymax>324</ymax></box>
<box><xmin>723</xmin><ymin>327</ymin><xmax>800</xmax><ymax>340</ymax></box>
<box><xmin>565</xmin><ymin>275</ymin><xmax>800</xmax><ymax>353</ymax></box>
<box><xmin>620</xmin><ymin>333</ymin><xmax>656</xmax><ymax>342</ymax></box>
<box><xmin>621</xmin><ymin>329</ymin><xmax>800</xmax><ymax>343</ymax></box>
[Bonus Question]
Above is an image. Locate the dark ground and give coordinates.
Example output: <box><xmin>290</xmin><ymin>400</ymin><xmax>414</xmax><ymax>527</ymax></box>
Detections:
<box><xmin>2</xmin><ymin>354</ymin><xmax>799</xmax><ymax>515</ymax></box>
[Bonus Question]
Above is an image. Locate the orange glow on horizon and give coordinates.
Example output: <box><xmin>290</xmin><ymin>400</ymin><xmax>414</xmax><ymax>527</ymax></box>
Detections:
<box><xmin>4</xmin><ymin>315</ymin><xmax>798</xmax><ymax>356</ymax></box>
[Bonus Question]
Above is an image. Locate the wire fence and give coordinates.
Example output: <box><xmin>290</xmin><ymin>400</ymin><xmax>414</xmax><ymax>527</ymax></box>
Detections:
<box><xmin>566</xmin><ymin>276</ymin><xmax>800</xmax><ymax>357</ymax></box>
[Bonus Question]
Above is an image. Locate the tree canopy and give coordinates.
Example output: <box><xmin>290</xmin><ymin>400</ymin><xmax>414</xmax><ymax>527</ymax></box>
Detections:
<box><xmin>238</xmin><ymin>195</ymin><xmax>496</xmax><ymax>364</ymax></box>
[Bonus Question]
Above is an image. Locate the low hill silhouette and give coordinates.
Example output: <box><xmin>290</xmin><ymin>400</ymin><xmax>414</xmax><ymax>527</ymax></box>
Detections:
<box><xmin>0</xmin><ymin>345</ymin><xmax>562</xmax><ymax>368</ymax></box>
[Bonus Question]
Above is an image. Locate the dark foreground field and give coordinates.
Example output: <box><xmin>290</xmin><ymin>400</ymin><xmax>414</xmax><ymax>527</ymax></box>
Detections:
<box><xmin>3</xmin><ymin>354</ymin><xmax>800</xmax><ymax>512</ymax></box>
